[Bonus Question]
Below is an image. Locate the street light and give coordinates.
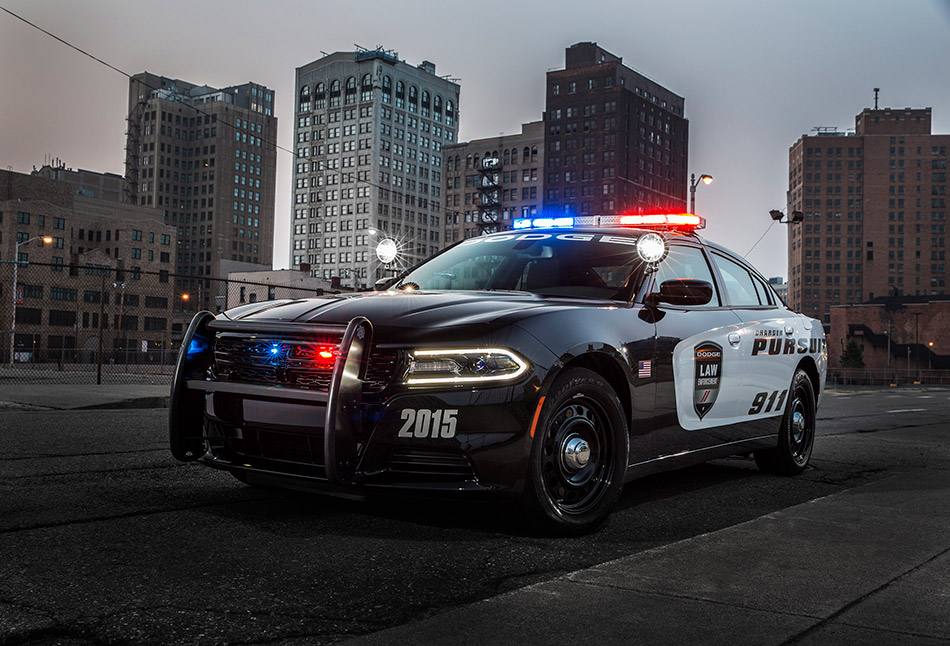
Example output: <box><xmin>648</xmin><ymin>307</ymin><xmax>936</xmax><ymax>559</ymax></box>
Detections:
<box><xmin>689</xmin><ymin>173</ymin><xmax>713</xmax><ymax>214</ymax></box>
<box><xmin>363</xmin><ymin>227</ymin><xmax>400</xmax><ymax>289</ymax></box>
<box><xmin>769</xmin><ymin>209</ymin><xmax>805</xmax><ymax>224</ymax></box>
<box><xmin>9</xmin><ymin>235</ymin><xmax>53</xmax><ymax>366</ymax></box>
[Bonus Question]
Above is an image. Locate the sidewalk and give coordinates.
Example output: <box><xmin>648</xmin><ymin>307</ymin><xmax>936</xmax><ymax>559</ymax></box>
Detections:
<box><xmin>340</xmin><ymin>468</ymin><xmax>950</xmax><ymax>646</ymax></box>
<box><xmin>0</xmin><ymin>384</ymin><xmax>170</xmax><ymax>410</ymax></box>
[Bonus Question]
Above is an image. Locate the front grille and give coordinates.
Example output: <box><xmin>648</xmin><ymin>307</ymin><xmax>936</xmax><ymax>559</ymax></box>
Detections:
<box><xmin>388</xmin><ymin>448</ymin><xmax>477</xmax><ymax>482</ymax></box>
<box><xmin>213</xmin><ymin>332</ymin><xmax>399</xmax><ymax>394</ymax></box>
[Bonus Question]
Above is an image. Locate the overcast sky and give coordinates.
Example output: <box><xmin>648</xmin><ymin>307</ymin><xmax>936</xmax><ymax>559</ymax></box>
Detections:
<box><xmin>2</xmin><ymin>0</ymin><xmax>949</xmax><ymax>279</ymax></box>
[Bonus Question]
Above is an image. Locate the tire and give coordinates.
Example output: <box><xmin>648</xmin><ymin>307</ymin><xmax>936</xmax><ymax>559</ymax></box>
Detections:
<box><xmin>521</xmin><ymin>368</ymin><xmax>629</xmax><ymax>536</ymax></box>
<box><xmin>754</xmin><ymin>369</ymin><xmax>816</xmax><ymax>475</ymax></box>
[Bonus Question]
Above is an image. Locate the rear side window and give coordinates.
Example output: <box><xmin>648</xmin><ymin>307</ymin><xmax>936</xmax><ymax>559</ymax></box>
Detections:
<box><xmin>652</xmin><ymin>245</ymin><xmax>720</xmax><ymax>307</ymax></box>
<box><xmin>711</xmin><ymin>252</ymin><xmax>764</xmax><ymax>307</ymax></box>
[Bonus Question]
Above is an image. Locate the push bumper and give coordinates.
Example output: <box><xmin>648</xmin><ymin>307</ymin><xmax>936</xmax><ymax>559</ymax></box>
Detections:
<box><xmin>170</xmin><ymin>315</ymin><xmax>537</xmax><ymax>496</ymax></box>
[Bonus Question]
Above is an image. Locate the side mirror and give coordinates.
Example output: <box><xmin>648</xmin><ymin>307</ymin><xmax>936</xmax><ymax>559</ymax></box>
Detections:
<box><xmin>655</xmin><ymin>279</ymin><xmax>713</xmax><ymax>306</ymax></box>
<box><xmin>375</xmin><ymin>276</ymin><xmax>398</xmax><ymax>291</ymax></box>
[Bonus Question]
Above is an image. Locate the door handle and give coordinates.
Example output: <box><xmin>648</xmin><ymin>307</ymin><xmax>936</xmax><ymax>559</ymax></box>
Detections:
<box><xmin>785</xmin><ymin>326</ymin><xmax>794</xmax><ymax>336</ymax></box>
<box><xmin>728</xmin><ymin>332</ymin><xmax>741</xmax><ymax>347</ymax></box>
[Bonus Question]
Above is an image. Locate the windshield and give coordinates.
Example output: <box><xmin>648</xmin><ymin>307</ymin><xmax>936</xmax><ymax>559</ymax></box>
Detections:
<box><xmin>394</xmin><ymin>231</ymin><xmax>648</xmax><ymax>300</ymax></box>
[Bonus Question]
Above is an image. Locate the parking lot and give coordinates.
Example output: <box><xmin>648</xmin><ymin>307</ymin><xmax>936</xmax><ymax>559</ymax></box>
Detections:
<box><xmin>2</xmin><ymin>387</ymin><xmax>949</xmax><ymax>645</ymax></box>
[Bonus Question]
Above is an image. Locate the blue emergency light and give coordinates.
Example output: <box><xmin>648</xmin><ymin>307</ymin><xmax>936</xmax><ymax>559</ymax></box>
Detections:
<box><xmin>513</xmin><ymin>217</ymin><xmax>575</xmax><ymax>230</ymax></box>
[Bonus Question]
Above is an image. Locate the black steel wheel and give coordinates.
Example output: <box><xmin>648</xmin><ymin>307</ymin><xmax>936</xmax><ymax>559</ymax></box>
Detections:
<box><xmin>754</xmin><ymin>368</ymin><xmax>816</xmax><ymax>475</ymax></box>
<box><xmin>522</xmin><ymin>368</ymin><xmax>628</xmax><ymax>535</ymax></box>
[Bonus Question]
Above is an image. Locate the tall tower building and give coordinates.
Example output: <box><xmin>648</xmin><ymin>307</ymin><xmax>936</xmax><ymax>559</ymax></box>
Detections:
<box><xmin>787</xmin><ymin>105</ymin><xmax>949</xmax><ymax>327</ymax></box>
<box><xmin>542</xmin><ymin>42</ymin><xmax>689</xmax><ymax>217</ymax></box>
<box><xmin>125</xmin><ymin>74</ymin><xmax>277</xmax><ymax>311</ymax></box>
<box><xmin>292</xmin><ymin>48</ymin><xmax>460</xmax><ymax>286</ymax></box>
<box><xmin>442</xmin><ymin>121</ymin><xmax>544</xmax><ymax>242</ymax></box>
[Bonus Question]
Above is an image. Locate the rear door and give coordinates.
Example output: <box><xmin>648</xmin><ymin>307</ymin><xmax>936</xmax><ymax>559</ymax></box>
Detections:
<box><xmin>708</xmin><ymin>250</ymin><xmax>803</xmax><ymax>436</ymax></box>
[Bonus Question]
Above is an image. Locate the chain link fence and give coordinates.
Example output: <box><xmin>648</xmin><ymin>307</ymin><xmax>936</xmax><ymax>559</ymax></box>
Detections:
<box><xmin>829</xmin><ymin>368</ymin><xmax>950</xmax><ymax>388</ymax></box>
<box><xmin>0</xmin><ymin>260</ymin><xmax>338</xmax><ymax>385</ymax></box>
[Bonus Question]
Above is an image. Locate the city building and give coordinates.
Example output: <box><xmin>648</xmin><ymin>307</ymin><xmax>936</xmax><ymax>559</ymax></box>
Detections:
<box><xmin>542</xmin><ymin>42</ymin><xmax>689</xmax><ymax>217</ymax></box>
<box><xmin>32</xmin><ymin>161</ymin><xmax>124</xmax><ymax>202</ymax></box>
<box><xmin>291</xmin><ymin>47</ymin><xmax>460</xmax><ymax>287</ymax></box>
<box><xmin>0</xmin><ymin>169</ymin><xmax>177</xmax><ymax>362</ymax></box>
<box><xmin>787</xmin><ymin>104</ymin><xmax>949</xmax><ymax>327</ymax></box>
<box><xmin>443</xmin><ymin>121</ymin><xmax>544</xmax><ymax>241</ymax></box>
<box><xmin>224</xmin><ymin>268</ymin><xmax>342</xmax><ymax>308</ymax></box>
<box><xmin>829</xmin><ymin>296</ymin><xmax>949</xmax><ymax>375</ymax></box>
<box><xmin>124</xmin><ymin>73</ymin><xmax>277</xmax><ymax>312</ymax></box>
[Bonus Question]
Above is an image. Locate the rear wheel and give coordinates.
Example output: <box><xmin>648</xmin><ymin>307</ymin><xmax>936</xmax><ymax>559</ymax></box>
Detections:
<box><xmin>754</xmin><ymin>369</ymin><xmax>816</xmax><ymax>475</ymax></box>
<box><xmin>521</xmin><ymin>368</ymin><xmax>628</xmax><ymax>535</ymax></box>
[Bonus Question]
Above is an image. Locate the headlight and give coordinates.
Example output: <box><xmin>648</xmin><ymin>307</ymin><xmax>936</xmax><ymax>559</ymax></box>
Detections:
<box><xmin>404</xmin><ymin>348</ymin><xmax>529</xmax><ymax>385</ymax></box>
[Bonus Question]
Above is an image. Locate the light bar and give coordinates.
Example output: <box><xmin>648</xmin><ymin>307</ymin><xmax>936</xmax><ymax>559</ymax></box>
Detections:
<box><xmin>513</xmin><ymin>217</ymin><xmax>575</xmax><ymax>230</ymax></box>
<box><xmin>509</xmin><ymin>213</ymin><xmax>704</xmax><ymax>231</ymax></box>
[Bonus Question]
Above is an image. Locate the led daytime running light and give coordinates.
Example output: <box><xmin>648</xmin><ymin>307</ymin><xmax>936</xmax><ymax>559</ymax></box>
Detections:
<box><xmin>406</xmin><ymin>348</ymin><xmax>529</xmax><ymax>385</ymax></box>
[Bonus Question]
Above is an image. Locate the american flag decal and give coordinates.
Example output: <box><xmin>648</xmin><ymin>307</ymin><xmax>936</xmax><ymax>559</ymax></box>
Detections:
<box><xmin>638</xmin><ymin>360</ymin><xmax>652</xmax><ymax>378</ymax></box>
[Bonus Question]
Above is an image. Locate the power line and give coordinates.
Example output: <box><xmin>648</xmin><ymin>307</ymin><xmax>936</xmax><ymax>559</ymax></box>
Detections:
<box><xmin>743</xmin><ymin>220</ymin><xmax>776</xmax><ymax>258</ymax></box>
<box><xmin>0</xmin><ymin>3</ymin><xmax>473</xmax><ymax>234</ymax></box>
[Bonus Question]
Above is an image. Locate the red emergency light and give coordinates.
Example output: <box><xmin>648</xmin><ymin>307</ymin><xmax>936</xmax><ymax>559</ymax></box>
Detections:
<box><xmin>618</xmin><ymin>213</ymin><xmax>705</xmax><ymax>230</ymax></box>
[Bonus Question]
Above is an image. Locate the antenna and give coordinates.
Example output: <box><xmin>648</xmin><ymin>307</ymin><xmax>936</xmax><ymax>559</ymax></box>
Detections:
<box><xmin>873</xmin><ymin>87</ymin><xmax>880</xmax><ymax>110</ymax></box>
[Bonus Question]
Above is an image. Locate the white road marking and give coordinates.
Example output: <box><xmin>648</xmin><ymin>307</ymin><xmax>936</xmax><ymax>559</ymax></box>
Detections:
<box><xmin>918</xmin><ymin>396</ymin><xmax>934</xmax><ymax>399</ymax></box>
<box><xmin>886</xmin><ymin>408</ymin><xmax>927</xmax><ymax>413</ymax></box>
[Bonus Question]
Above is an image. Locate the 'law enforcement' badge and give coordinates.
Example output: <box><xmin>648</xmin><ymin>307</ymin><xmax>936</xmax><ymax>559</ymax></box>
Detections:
<box><xmin>693</xmin><ymin>341</ymin><xmax>722</xmax><ymax>419</ymax></box>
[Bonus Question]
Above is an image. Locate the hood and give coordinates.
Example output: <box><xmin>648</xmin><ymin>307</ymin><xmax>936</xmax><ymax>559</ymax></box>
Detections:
<box><xmin>221</xmin><ymin>291</ymin><xmax>616</xmax><ymax>330</ymax></box>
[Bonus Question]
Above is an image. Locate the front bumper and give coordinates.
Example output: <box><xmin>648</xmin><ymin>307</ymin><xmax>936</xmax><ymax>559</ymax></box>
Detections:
<box><xmin>170</xmin><ymin>315</ymin><xmax>540</xmax><ymax>497</ymax></box>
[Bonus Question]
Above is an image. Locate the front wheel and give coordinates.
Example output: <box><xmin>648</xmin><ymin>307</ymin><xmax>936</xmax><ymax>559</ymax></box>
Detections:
<box><xmin>521</xmin><ymin>368</ymin><xmax>628</xmax><ymax>535</ymax></box>
<box><xmin>754</xmin><ymin>369</ymin><xmax>816</xmax><ymax>475</ymax></box>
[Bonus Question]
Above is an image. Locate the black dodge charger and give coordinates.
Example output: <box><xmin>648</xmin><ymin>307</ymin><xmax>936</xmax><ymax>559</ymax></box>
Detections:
<box><xmin>170</xmin><ymin>214</ymin><xmax>826</xmax><ymax>534</ymax></box>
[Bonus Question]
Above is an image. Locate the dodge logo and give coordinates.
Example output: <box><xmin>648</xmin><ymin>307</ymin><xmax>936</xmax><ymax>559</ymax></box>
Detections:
<box><xmin>693</xmin><ymin>341</ymin><xmax>722</xmax><ymax>419</ymax></box>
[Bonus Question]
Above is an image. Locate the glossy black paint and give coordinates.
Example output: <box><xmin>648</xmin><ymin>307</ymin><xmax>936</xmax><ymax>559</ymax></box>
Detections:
<box><xmin>170</xmin><ymin>227</ymin><xmax>814</xmax><ymax>500</ymax></box>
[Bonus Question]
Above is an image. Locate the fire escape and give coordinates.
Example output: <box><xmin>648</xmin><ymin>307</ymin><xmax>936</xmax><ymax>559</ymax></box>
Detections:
<box><xmin>124</xmin><ymin>98</ymin><xmax>146</xmax><ymax>205</ymax></box>
<box><xmin>477</xmin><ymin>156</ymin><xmax>502</xmax><ymax>234</ymax></box>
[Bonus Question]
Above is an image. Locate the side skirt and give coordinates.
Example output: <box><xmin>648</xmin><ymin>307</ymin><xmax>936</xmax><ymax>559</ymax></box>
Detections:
<box><xmin>624</xmin><ymin>434</ymin><xmax>777</xmax><ymax>482</ymax></box>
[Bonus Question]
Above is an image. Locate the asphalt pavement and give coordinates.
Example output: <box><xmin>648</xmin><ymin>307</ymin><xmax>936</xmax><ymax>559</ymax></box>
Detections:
<box><xmin>1</xmin><ymin>385</ymin><xmax>948</xmax><ymax>645</ymax></box>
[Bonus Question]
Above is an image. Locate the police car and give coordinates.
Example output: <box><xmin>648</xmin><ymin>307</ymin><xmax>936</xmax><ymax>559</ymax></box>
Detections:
<box><xmin>170</xmin><ymin>213</ymin><xmax>826</xmax><ymax>534</ymax></box>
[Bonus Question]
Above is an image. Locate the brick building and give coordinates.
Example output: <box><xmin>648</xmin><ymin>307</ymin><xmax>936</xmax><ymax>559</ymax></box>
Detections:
<box><xmin>125</xmin><ymin>74</ymin><xmax>277</xmax><ymax>311</ymax></box>
<box><xmin>787</xmin><ymin>105</ymin><xmax>949</xmax><ymax>328</ymax></box>
<box><xmin>829</xmin><ymin>296</ymin><xmax>949</xmax><ymax>375</ymax></box>
<box><xmin>542</xmin><ymin>42</ymin><xmax>689</xmax><ymax>217</ymax></box>
<box><xmin>1</xmin><ymin>169</ymin><xmax>177</xmax><ymax>362</ymax></box>
<box><xmin>443</xmin><ymin>121</ymin><xmax>544</xmax><ymax>241</ymax></box>
<box><xmin>32</xmin><ymin>161</ymin><xmax>125</xmax><ymax>202</ymax></box>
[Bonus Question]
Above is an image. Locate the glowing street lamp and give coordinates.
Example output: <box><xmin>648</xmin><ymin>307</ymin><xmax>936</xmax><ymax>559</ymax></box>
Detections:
<box><xmin>9</xmin><ymin>236</ymin><xmax>53</xmax><ymax>365</ymax></box>
<box><xmin>689</xmin><ymin>173</ymin><xmax>713</xmax><ymax>214</ymax></box>
<box><xmin>375</xmin><ymin>238</ymin><xmax>399</xmax><ymax>264</ymax></box>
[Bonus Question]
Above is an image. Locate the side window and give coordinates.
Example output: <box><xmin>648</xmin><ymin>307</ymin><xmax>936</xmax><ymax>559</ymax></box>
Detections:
<box><xmin>751</xmin><ymin>274</ymin><xmax>776</xmax><ymax>307</ymax></box>
<box><xmin>711</xmin><ymin>253</ymin><xmax>762</xmax><ymax>306</ymax></box>
<box><xmin>652</xmin><ymin>245</ymin><xmax>720</xmax><ymax>307</ymax></box>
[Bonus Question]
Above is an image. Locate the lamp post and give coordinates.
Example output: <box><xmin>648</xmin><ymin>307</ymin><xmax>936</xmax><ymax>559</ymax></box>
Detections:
<box><xmin>913</xmin><ymin>311</ymin><xmax>921</xmax><ymax>382</ymax></box>
<box><xmin>689</xmin><ymin>173</ymin><xmax>713</xmax><ymax>214</ymax></box>
<box><xmin>9</xmin><ymin>235</ymin><xmax>53</xmax><ymax>366</ymax></box>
